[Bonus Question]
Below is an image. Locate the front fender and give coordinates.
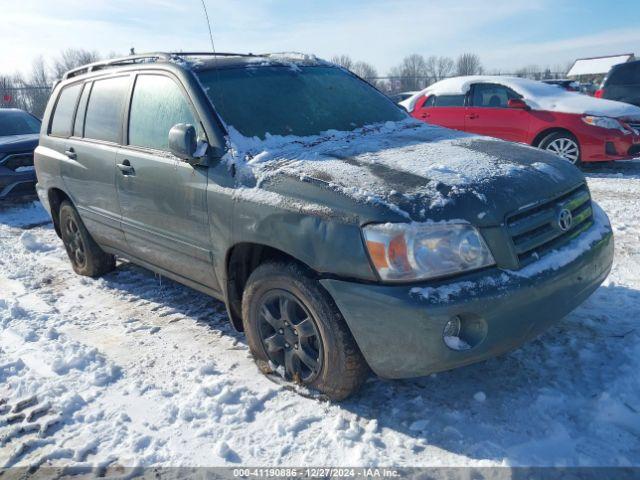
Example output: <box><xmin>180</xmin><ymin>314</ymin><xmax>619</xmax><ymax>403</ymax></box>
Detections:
<box><xmin>232</xmin><ymin>189</ymin><xmax>377</xmax><ymax>281</ymax></box>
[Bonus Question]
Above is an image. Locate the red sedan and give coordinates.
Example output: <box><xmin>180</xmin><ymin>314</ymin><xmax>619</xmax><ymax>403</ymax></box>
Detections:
<box><xmin>401</xmin><ymin>76</ymin><xmax>640</xmax><ymax>165</ymax></box>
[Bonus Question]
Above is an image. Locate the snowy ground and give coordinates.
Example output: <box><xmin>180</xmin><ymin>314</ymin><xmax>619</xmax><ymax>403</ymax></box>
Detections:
<box><xmin>1</xmin><ymin>162</ymin><xmax>639</xmax><ymax>470</ymax></box>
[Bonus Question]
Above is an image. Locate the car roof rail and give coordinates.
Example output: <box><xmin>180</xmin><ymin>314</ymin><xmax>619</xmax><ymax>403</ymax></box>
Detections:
<box><xmin>61</xmin><ymin>51</ymin><xmax>262</xmax><ymax>81</ymax></box>
<box><xmin>62</xmin><ymin>52</ymin><xmax>173</xmax><ymax>80</ymax></box>
<box><xmin>168</xmin><ymin>51</ymin><xmax>257</xmax><ymax>58</ymax></box>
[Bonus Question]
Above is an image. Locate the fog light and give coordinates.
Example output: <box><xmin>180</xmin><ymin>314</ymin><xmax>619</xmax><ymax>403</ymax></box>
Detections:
<box><xmin>443</xmin><ymin>316</ymin><xmax>461</xmax><ymax>337</ymax></box>
<box><xmin>443</xmin><ymin>316</ymin><xmax>471</xmax><ymax>351</ymax></box>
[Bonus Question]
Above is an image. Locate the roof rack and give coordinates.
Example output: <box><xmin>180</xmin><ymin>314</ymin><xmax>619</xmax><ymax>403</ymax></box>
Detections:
<box><xmin>63</xmin><ymin>53</ymin><xmax>173</xmax><ymax>80</ymax></box>
<box><xmin>62</xmin><ymin>51</ymin><xmax>258</xmax><ymax>80</ymax></box>
<box><xmin>168</xmin><ymin>51</ymin><xmax>257</xmax><ymax>57</ymax></box>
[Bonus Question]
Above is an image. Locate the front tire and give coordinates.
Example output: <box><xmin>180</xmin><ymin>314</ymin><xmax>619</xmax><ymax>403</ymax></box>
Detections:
<box><xmin>59</xmin><ymin>201</ymin><xmax>115</xmax><ymax>277</ymax></box>
<box><xmin>539</xmin><ymin>131</ymin><xmax>582</xmax><ymax>165</ymax></box>
<box><xmin>242</xmin><ymin>262</ymin><xmax>369</xmax><ymax>400</ymax></box>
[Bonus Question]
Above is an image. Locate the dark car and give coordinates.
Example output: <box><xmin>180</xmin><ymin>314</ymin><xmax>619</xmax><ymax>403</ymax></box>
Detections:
<box><xmin>35</xmin><ymin>53</ymin><xmax>613</xmax><ymax>399</ymax></box>
<box><xmin>541</xmin><ymin>79</ymin><xmax>580</xmax><ymax>92</ymax></box>
<box><xmin>0</xmin><ymin>108</ymin><xmax>41</xmax><ymax>199</ymax></box>
<box><xmin>596</xmin><ymin>60</ymin><xmax>640</xmax><ymax>107</ymax></box>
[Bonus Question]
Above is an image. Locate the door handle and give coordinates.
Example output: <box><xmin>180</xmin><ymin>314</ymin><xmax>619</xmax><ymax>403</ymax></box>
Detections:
<box><xmin>420</xmin><ymin>112</ymin><xmax>430</xmax><ymax>118</ymax></box>
<box><xmin>466</xmin><ymin>113</ymin><xmax>479</xmax><ymax>120</ymax></box>
<box><xmin>116</xmin><ymin>159</ymin><xmax>135</xmax><ymax>175</ymax></box>
<box><xmin>64</xmin><ymin>147</ymin><xmax>77</xmax><ymax>159</ymax></box>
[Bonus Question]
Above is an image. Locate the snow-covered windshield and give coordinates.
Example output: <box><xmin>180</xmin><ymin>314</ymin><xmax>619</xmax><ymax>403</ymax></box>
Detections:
<box><xmin>0</xmin><ymin>110</ymin><xmax>41</xmax><ymax>137</ymax></box>
<box><xmin>196</xmin><ymin>65</ymin><xmax>406</xmax><ymax>139</ymax></box>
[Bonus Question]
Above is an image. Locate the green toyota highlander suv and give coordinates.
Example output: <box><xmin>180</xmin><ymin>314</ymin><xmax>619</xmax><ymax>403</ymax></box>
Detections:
<box><xmin>35</xmin><ymin>52</ymin><xmax>614</xmax><ymax>399</ymax></box>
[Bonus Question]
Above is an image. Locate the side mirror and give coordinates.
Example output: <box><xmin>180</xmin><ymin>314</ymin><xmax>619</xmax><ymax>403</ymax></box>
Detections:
<box><xmin>168</xmin><ymin>123</ymin><xmax>207</xmax><ymax>165</ymax></box>
<box><xmin>508</xmin><ymin>98</ymin><xmax>530</xmax><ymax>110</ymax></box>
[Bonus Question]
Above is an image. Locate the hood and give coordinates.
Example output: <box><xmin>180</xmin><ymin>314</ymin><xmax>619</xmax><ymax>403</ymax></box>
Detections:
<box><xmin>0</xmin><ymin>134</ymin><xmax>39</xmax><ymax>155</ymax></box>
<box><xmin>529</xmin><ymin>93</ymin><xmax>640</xmax><ymax>119</ymax></box>
<box><xmin>227</xmin><ymin>120</ymin><xmax>585</xmax><ymax>226</ymax></box>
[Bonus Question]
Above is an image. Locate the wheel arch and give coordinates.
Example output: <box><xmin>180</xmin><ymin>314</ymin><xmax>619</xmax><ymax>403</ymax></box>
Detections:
<box><xmin>224</xmin><ymin>242</ymin><xmax>318</xmax><ymax>332</ymax></box>
<box><xmin>531</xmin><ymin>127</ymin><xmax>578</xmax><ymax>148</ymax></box>
<box><xmin>47</xmin><ymin>187</ymin><xmax>73</xmax><ymax>238</ymax></box>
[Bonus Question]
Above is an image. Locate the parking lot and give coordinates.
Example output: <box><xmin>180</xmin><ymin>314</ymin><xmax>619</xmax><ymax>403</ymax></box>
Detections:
<box><xmin>1</xmin><ymin>161</ymin><xmax>638</xmax><ymax>469</ymax></box>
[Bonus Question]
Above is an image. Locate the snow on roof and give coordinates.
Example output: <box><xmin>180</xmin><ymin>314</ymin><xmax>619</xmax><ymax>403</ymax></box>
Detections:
<box><xmin>567</xmin><ymin>54</ymin><xmax>634</xmax><ymax>77</ymax></box>
<box><xmin>401</xmin><ymin>75</ymin><xmax>640</xmax><ymax>118</ymax></box>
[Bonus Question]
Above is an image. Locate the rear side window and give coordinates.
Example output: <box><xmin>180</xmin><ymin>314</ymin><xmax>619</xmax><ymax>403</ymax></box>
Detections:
<box><xmin>607</xmin><ymin>63</ymin><xmax>640</xmax><ymax>85</ymax></box>
<box><xmin>84</xmin><ymin>76</ymin><xmax>129</xmax><ymax>143</ymax></box>
<box><xmin>50</xmin><ymin>83</ymin><xmax>82</xmax><ymax>137</ymax></box>
<box><xmin>471</xmin><ymin>84</ymin><xmax>520</xmax><ymax>108</ymax></box>
<box><xmin>128</xmin><ymin>75</ymin><xmax>198</xmax><ymax>151</ymax></box>
<box><xmin>435</xmin><ymin>95</ymin><xmax>465</xmax><ymax>107</ymax></box>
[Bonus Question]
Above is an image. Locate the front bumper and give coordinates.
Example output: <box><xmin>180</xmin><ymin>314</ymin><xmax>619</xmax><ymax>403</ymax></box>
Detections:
<box><xmin>0</xmin><ymin>166</ymin><xmax>36</xmax><ymax>199</ymax></box>
<box><xmin>581</xmin><ymin>130</ymin><xmax>640</xmax><ymax>162</ymax></box>
<box><xmin>321</xmin><ymin>215</ymin><xmax>614</xmax><ymax>379</ymax></box>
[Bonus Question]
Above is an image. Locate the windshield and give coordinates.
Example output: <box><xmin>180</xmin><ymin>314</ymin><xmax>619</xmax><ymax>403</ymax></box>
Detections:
<box><xmin>196</xmin><ymin>65</ymin><xmax>406</xmax><ymax>139</ymax></box>
<box><xmin>0</xmin><ymin>110</ymin><xmax>41</xmax><ymax>136</ymax></box>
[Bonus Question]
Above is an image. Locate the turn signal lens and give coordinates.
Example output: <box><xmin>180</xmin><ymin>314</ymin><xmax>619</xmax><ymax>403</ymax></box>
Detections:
<box><xmin>365</xmin><ymin>240</ymin><xmax>388</xmax><ymax>270</ymax></box>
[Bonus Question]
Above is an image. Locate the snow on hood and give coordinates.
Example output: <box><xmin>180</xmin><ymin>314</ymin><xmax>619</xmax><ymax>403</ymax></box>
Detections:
<box><xmin>223</xmin><ymin>119</ymin><xmax>584</xmax><ymax>223</ymax></box>
<box><xmin>402</xmin><ymin>76</ymin><xmax>640</xmax><ymax>119</ymax></box>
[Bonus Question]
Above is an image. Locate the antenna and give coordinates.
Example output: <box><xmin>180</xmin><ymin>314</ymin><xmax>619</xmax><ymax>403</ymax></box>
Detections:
<box><xmin>200</xmin><ymin>0</ymin><xmax>217</xmax><ymax>54</ymax></box>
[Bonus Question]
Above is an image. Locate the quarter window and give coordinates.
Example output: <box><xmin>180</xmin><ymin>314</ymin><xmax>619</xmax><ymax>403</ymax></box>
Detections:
<box><xmin>84</xmin><ymin>76</ymin><xmax>129</xmax><ymax>143</ymax></box>
<box><xmin>50</xmin><ymin>83</ymin><xmax>82</xmax><ymax>137</ymax></box>
<box><xmin>128</xmin><ymin>75</ymin><xmax>198</xmax><ymax>151</ymax></box>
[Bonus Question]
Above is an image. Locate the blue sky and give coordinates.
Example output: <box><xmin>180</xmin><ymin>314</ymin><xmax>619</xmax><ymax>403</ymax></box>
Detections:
<box><xmin>4</xmin><ymin>0</ymin><xmax>640</xmax><ymax>75</ymax></box>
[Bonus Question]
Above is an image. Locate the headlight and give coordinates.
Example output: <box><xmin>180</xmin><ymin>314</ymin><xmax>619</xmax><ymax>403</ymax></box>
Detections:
<box><xmin>362</xmin><ymin>222</ymin><xmax>495</xmax><ymax>282</ymax></box>
<box><xmin>582</xmin><ymin>115</ymin><xmax>628</xmax><ymax>133</ymax></box>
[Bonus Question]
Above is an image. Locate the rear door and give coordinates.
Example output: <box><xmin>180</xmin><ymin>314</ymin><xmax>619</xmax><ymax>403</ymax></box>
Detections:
<box><xmin>115</xmin><ymin>72</ymin><xmax>216</xmax><ymax>289</ymax></box>
<box><xmin>465</xmin><ymin>83</ymin><xmax>531</xmax><ymax>142</ymax></box>
<box><xmin>49</xmin><ymin>76</ymin><xmax>129</xmax><ymax>250</ymax></box>
<box><xmin>413</xmin><ymin>94</ymin><xmax>466</xmax><ymax>131</ymax></box>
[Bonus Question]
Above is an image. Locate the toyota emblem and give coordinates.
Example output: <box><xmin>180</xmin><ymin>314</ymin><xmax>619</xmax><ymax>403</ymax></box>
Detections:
<box><xmin>557</xmin><ymin>208</ymin><xmax>573</xmax><ymax>231</ymax></box>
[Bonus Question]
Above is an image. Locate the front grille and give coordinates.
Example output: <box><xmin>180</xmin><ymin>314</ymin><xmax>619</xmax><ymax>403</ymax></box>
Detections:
<box><xmin>0</xmin><ymin>152</ymin><xmax>34</xmax><ymax>171</ymax></box>
<box><xmin>506</xmin><ymin>184</ymin><xmax>594</xmax><ymax>267</ymax></box>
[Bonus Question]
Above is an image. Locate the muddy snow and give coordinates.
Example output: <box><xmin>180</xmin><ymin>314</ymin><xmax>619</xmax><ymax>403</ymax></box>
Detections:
<box><xmin>1</xmin><ymin>162</ymin><xmax>639</xmax><ymax>469</ymax></box>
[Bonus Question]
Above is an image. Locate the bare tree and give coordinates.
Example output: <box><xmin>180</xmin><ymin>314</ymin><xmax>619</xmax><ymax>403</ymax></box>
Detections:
<box><xmin>331</xmin><ymin>55</ymin><xmax>354</xmax><ymax>71</ymax></box>
<box><xmin>351</xmin><ymin>61</ymin><xmax>378</xmax><ymax>84</ymax></box>
<box><xmin>425</xmin><ymin>55</ymin><xmax>454</xmax><ymax>82</ymax></box>
<box><xmin>330</xmin><ymin>55</ymin><xmax>379</xmax><ymax>86</ymax></box>
<box><xmin>515</xmin><ymin>64</ymin><xmax>544</xmax><ymax>80</ymax></box>
<box><xmin>389</xmin><ymin>54</ymin><xmax>429</xmax><ymax>91</ymax></box>
<box><xmin>51</xmin><ymin>48</ymin><xmax>101</xmax><ymax>80</ymax></box>
<box><xmin>21</xmin><ymin>57</ymin><xmax>52</xmax><ymax>118</ymax></box>
<box><xmin>456</xmin><ymin>53</ymin><xmax>483</xmax><ymax>76</ymax></box>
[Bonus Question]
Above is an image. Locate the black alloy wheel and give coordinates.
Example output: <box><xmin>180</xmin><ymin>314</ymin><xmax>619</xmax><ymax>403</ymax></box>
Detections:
<box><xmin>257</xmin><ymin>289</ymin><xmax>323</xmax><ymax>382</ymax></box>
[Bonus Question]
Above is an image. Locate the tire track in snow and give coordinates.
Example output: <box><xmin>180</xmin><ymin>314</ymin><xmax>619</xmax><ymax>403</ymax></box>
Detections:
<box><xmin>1</xmin><ymin>171</ymin><xmax>639</xmax><ymax>469</ymax></box>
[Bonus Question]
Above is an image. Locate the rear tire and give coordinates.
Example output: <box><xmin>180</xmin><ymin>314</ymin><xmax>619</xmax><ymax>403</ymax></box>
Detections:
<box><xmin>242</xmin><ymin>262</ymin><xmax>369</xmax><ymax>400</ymax></box>
<box><xmin>59</xmin><ymin>201</ymin><xmax>115</xmax><ymax>277</ymax></box>
<box><xmin>539</xmin><ymin>131</ymin><xmax>582</xmax><ymax>166</ymax></box>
